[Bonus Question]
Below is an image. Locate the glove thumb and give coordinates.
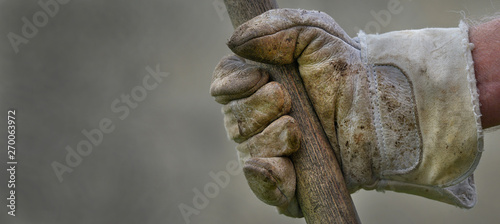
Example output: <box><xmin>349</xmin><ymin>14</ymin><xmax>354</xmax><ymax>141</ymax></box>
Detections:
<box><xmin>227</xmin><ymin>8</ymin><xmax>358</xmax><ymax>65</ymax></box>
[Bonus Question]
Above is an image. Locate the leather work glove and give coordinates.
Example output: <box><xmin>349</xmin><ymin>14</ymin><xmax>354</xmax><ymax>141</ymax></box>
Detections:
<box><xmin>210</xmin><ymin>9</ymin><xmax>483</xmax><ymax>217</ymax></box>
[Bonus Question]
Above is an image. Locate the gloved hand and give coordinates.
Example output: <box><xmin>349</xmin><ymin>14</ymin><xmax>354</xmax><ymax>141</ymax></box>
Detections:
<box><xmin>210</xmin><ymin>9</ymin><xmax>483</xmax><ymax>217</ymax></box>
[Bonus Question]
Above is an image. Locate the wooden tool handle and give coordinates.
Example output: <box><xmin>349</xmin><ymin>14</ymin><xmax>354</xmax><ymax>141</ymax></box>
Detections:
<box><xmin>223</xmin><ymin>0</ymin><xmax>361</xmax><ymax>223</ymax></box>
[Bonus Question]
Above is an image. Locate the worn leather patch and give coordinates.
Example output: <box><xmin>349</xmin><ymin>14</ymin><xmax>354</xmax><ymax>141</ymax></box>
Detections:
<box><xmin>372</xmin><ymin>65</ymin><xmax>422</xmax><ymax>176</ymax></box>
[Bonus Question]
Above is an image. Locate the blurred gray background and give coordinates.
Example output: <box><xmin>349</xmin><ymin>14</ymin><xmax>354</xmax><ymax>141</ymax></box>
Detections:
<box><xmin>0</xmin><ymin>0</ymin><xmax>499</xmax><ymax>223</ymax></box>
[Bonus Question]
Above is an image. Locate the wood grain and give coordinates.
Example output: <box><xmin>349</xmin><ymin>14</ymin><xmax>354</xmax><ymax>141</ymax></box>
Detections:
<box><xmin>223</xmin><ymin>0</ymin><xmax>361</xmax><ymax>223</ymax></box>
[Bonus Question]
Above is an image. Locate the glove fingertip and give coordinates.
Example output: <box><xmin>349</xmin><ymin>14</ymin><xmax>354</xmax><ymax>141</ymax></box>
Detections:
<box><xmin>243</xmin><ymin>157</ymin><xmax>296</xmax><ymax>207</ymax></box>
<box><xmin>211</xmin><ymin>57</ymin><xmax>270</xmax><ymax>104</ymax></box>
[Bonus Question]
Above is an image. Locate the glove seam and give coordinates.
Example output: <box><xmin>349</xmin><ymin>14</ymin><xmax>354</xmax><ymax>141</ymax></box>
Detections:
<box><xmin>359</xmin><ymin>31</ymin><xmax>387</xmax><ymax>175</ymax></box>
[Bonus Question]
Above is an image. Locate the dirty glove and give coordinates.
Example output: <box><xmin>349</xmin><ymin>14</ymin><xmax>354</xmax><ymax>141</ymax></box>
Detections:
<box><xmin>211</xmin><ymin>54</ymin><xmax>302</xmax><ymax>216</ymax></box>
<box><xmin>211</xmin><ymin>8</ymin><xmax>483</xmax><ymax>217</ymax></box>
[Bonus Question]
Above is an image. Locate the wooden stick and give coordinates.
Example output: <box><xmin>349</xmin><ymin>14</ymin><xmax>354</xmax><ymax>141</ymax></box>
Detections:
<box><xmin>223</xmin><ymin>0</ymin><xmax>361</xmax><ymax>223</ymax></box>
